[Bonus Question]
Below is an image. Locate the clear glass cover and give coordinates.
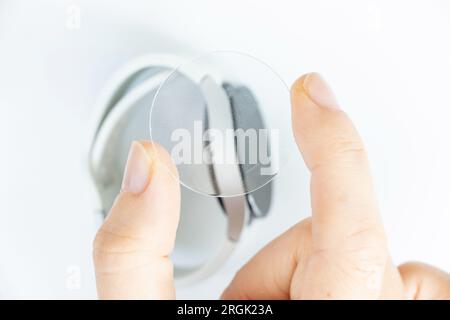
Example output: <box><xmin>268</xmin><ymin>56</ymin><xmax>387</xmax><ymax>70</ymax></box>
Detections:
<box><xmin>150</xmin><ymin>51</ymin><xmax>293</xmax><ymax>197</ymax></box>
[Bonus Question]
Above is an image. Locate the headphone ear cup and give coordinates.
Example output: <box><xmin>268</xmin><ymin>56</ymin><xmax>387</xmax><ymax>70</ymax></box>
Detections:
<box><xmin>223</xmin><ymin>84</ymin><xmax>273</xmax><ymax>219</ymax></box>
<box><xmin>90</xmin><ymin>70</ymin><xmax>170</xmax><ymax>214</ymax></box>
<box><xmin>89</xmin><ymin>57</ymin><xmax>245</xmax><ymax>285</ymax></box>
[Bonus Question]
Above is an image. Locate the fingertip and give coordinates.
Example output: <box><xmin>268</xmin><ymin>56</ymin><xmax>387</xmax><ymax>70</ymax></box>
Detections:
<box><xmin>120</xmin><ymin>141</ymin><xmax>153</xmax><ymax>194</ymax></box>
<box><xmin>94</xmin><ymin>140</ymin><xmax>181</xmax><ymax>299</ymax></box>
<box><xmin>137</xmin><ymin>140</ymin><xmax>179</xmax><ymax>180</ymax></box>
<box><xmin>291</xmin><ymin>72</ymin><xmax>340</xmax><ymax>110</ymax></box>
<box><xmin>291</xmin><ymin>73</ymin><xmax>309</xmax><ymax>97</ymax></box>
<box><xmin>102</xmin><ymin>140</ymin><xmax>181</xmax><ymax>250</ymax></box>
<box><xmin>290</xmin><ymin>73</ymin><xmax>309</xmax><ymax>103</ymax></box>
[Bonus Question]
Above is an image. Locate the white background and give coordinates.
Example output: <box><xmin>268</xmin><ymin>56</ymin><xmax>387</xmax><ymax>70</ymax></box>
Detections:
<box><xmin>0</xmin><ymin>0</ymin><xmax>449</xmax><ymax>299</ymax></box>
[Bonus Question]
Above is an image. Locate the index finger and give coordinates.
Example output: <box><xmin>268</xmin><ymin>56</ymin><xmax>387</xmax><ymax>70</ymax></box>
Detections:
<box><xmin>291</xmin><ymin>73</ymin><xmax>391</xmax><ymax>298</ymax></box>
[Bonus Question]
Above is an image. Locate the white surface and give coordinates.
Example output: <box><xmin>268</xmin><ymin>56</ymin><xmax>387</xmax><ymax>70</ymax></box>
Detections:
<box><xmin>0</xmin><ymin>0</ymin><xmax>450</xmax><ymax>299</ymax></box>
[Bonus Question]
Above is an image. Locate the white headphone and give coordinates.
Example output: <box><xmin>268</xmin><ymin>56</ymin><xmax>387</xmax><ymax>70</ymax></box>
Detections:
<box><xmin>88</xmin><ymin>55</ymin><xmax>272</xmax><ymax>285</ymax></box>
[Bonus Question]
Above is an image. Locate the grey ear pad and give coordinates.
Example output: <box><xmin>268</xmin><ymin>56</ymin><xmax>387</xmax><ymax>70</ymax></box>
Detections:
<box><xmin>220</xmin><ymin>83</ymin><xmax>273</xmax><ymax>219</ymax></box>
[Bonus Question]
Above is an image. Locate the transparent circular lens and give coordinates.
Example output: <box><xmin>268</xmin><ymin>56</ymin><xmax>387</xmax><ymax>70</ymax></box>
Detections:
<box><xmin>150</xmin><ymin>51</ymin><xmax>293</xmax><ymax>197</ymax></box>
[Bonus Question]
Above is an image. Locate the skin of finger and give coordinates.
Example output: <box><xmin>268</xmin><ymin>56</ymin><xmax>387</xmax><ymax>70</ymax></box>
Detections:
<box><xmin>93</xmin><ymin>141</ymin><xmax>180</xmax><ymax>299</ymax></box>
<box><xmin>222</xmin><ymin>216</ymin><xmax>404</xmax><ymax>299</ymax></box>
<box><xmin>292</xmin><ymin>254</ymin><xmax>405</xmax><ymax>299</ymax></box>
<box><xmin>399</xmin><ymin>262</ymin><xmax>450</xmax><ymax>300</ymax></box>
<box><xmin>289</xmin><ymin>75</ymin><xmax>403</xmax><ymax>298</ymax></box>
<box><xmin>221</xmin><ymin>218</ymin><xmax>313</xmax><ymax>300</ymax></box>
<box><xmin>291</xmin><ymin>76</ymin><xmax>384</xmax><ymax>250</ymax></box>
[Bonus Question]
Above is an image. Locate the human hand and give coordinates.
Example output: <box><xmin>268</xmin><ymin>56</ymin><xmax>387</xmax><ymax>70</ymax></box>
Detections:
<box><xmin>93</xmin><ymin>73</ymin><xmax>450</xmax><ymax>300</ymax></box>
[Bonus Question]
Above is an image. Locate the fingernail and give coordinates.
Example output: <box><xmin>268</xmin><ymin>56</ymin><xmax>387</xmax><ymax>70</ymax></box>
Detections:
<box><xmin>121</xmin><ymin>141</ymin><xmax>152</xmax><ymax>194</ymax></box>
<box><xmin>302</xmin><ymin>73</ymin><xmax>340</xmax><ymax>109</ymax></box>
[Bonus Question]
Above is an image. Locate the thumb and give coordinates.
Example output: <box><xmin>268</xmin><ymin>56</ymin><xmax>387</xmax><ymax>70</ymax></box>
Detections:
<box><xmin>290</xmin><ymin>73</ymin><xmax>403</xmax><ymax>298</ymax></box>
<box><xmin>93</xmin><ymin>140</ymin><xmax>180</xmax><ymax>299</ymax></box>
